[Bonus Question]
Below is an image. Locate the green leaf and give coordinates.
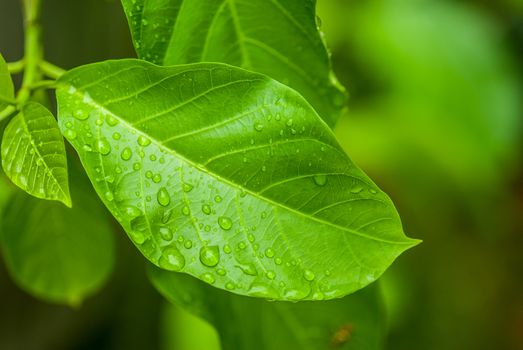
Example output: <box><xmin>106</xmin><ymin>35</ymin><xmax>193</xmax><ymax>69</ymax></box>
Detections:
<box><xmin>56</xmin><ymin>59</ymin><xmax>418</xmax><ymax>301</ymax></box>
<box><xmin>1</xmin><ymin>102</ymin><xmax>71</xmax><ymax>207</ymax></box>
<box><xmin>121</xmin><ymin>0</ymin><xmax>346</xmax><ymax>128</ymax></box>
<box><xmin>150</xmin><ymin>266</ymin><xmax>386</xmax><ymax>350</ymax></box>
<box><xmin>0</xmin><ymin>53</ymin><xmax>15</xmax><ymax>111</ymax></box>
<box><xmin>0</xmin><ymin>167</ymin><xmax>115</xmax><ymax>305</ymax></box>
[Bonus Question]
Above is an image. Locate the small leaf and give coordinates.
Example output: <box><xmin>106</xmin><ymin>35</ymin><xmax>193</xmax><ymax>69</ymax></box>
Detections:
<box><xmin>0</xmin><ymin>53</ymin><xmax>15</xmax><ymax>111</ymax></box>
<box><xmin>150</xmin><ymin>266</ymin><xmax>386</xmax><ymax>350</ymax></box>
<box><xmin>56</xmin><ymin>59</ymin><xmax>418</xmax><ymax>301</ymax></box>
<box><xmin>121</xmin><ymin>0</ymin><xmax>346</xmax><ymax>128</ymax></box>
<box><xmin>0</xmin><ymin>169</ymin><xmax>115</xmax><ymax>305</ymax></box>
<box><xmin>1</xmin><ymin>102</ymin><xmax>71</xmax><ymax>207</ymax></box>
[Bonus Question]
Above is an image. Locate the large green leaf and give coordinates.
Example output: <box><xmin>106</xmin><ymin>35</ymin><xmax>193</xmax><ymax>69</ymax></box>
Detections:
<box><xmin>150</xmin><ymin>266</ymin><xmax>386</xmax><ymax>350</ymax></box>
<box><xmin>0</xmin><ymin>53</ymin><xmax>15</xmax><ymax>112</ymax></box>
<box><xmin>56</xmin><ymin>59</ymin><xmax>417</xmax><ymax>301</ymax></box>
<box><xmin>0</xmin><ymin>167</ymin><xmax>115</xmax><ymax>305</ymax></box>
<box><xmin>121</xmin><ymin>0</ymin><xmax>346</xmax><ymax>127</ymax></box>
<box><xmin>1</xmin><ymin>102</ymin><xmax>71</xmax><ymax>206</ymax></box>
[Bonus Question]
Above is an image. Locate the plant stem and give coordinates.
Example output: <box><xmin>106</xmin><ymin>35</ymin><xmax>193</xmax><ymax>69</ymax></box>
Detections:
<box><xmin>17</xmin><ymin>0</ymin><xmax>43</xmax><ymax>104</ymax></box>
<box><xmin>7</xmin><ymin>60</ymin><xmax>25</xmax><ymax>74</ymax></box>
<box><xmin>0</xmin><ymin>106</ymin><xmax>17</xmax><ymax>121</ymax></box>
<box><xmin>39</xmin><ymin>60</ymin><xmax>66</xmax><ymax>79</ymax></box>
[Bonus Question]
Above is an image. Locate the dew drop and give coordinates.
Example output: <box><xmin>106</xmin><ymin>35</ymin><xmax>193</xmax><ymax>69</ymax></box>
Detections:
<box><xmin>182</xmin><ymin>205</ymin><xmax>190</xmax><ymax>216</ymax></box>
<box><xmin>202</xmin><ymin>273</ymin><xmax>215</xmax><ymax>284</ymax></box>
<box><xmin>201</xmin><ymin>204</ymin><xmax>211</xmax><ymax>215</ymax></box>
<box><xmin>157</xmin><ymin>187</ymin><xmax>170</xmax><ymax>206</ymax></box>
<box><xmin>104</xmin><ymin>191</ymin><xmax>114</xmax><ymax>201</ymax></box>
<box><xmin>97</xmin><ymin>138</ymin><xmax>111</xmax><ymax>155</ymax></box>
<box><xmin>184</xmin><ymin>240</ymin><xmax>193</xmax><ymax>249</ymax></box>
<box><xmin>350</xmin><ymin>185</ymin><xmax>363</xmax><ymax>194</ymax></box>
<box><xmin>214</xmin><ymin>195</ymin><xmax>222</xmax><ymax>203</ymax></box>
<box><xmin>265</xmin><ymin>248</ymin><xmax>275</xmax><ymax>258</ymax></box>
<box><xmin>124</xmin><ymin>205</ymin><xmax>142</xmax><ymax>218</ymax></box>
<box><xmin>74</xmin><ymin>110</ymin><xmax>89</xmax><ymax>120</ymax></box>
<box><xmin>217</xmin><ymin>268</ymin><xmax>227</xmax><ymax>276</ymax></box>
<box><xmin>266</xmin><ymin>270</ymin><xmax>276</xmax><ymax>280</ymax></box>
<box><xmin>159</xmin><ymin>226</ymin><xmax>173</xmax><ymax>240</ymax></box>
<box><xmin>112</xmin><ymin>132</ymin><xmax>121</xmax><ymax>140</ymax></box>
<box><xmin>138</xmin><ymin>135</ymin><xmax>151</xmax><ymax>146</ymax></box>
<box><xmin>254</xmin><ymin>123</ymin><xmax>264</xmax><ymax>131</ymax></box>
<box><xmin>152</xmin><ymin>174</ymin><xmax>162</xmax><ymax>183</ymax></box>
<box><xmin>218</xmin><ymin>216</ymin><xmax>232</xmax><ymax>230</ymax></box>
<box><xmin>303</xmin><ymin>269</ymin><xmax>315</xmax><ymax>281</ymax></box>
<box><xmin>158</xmin><ymin>247</ymin><xmax>185</xmax><ymax>271</ymax></box>
<box><xmin>63</xmin><ymin>129</ymin><xmax>77</xmax><ymax>140</ymax></box>
<box><xmin>199</xmin><ymin>246</ymin><xmax>220</xmax><ymax>267</ymax></box>
<box><xmin>225</xmin><ymin>282</ymin><xmax>235</xmax><ymax>290</ymax></box>
<box><xmin>223</xmin><ymin>244</ymin><xmax>232</xmax><ymax>254</ymax></box>
<box><xmin>133</xmin><ymin>162</ymin><xmax>141</xmax><ymax>170</ymax></box>
<box><xmin>240</xmin><ymin>263</ymin><xmax>257</xmax><ymax>276</ymax></box>
<box><xmin>182</xmin><ymin>183</ymin><xmax>193</xmax><ymax>192</ymax></box>
<box><xmin>121</xmin><ymin>147</ymin><xmax>132</xmax><ymax>161</ymax></box>
<box><xmin>313</xmin><ymin>174</ymin><xmax>327</xmax><ymax>186</ymax></box>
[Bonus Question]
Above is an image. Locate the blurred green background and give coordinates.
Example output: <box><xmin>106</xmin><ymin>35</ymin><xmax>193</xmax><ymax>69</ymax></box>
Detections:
<box><xmin>1</xmin><ymin>0</ymin><xmax>522</xmax><ymax>349</ymax></box>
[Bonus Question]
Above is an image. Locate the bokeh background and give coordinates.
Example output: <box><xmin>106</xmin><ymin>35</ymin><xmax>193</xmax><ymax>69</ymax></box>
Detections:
<box><xmin>0</xmin><ymin>0</ymin><xmax>522</xmax><ymax>349</ymax></box>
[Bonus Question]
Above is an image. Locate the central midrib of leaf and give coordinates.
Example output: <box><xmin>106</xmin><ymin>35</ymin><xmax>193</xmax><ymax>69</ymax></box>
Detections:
<box><xmin>59</xmin><ymin>81</ymin><xmax>409</xmax><ymax>247</ymax></box>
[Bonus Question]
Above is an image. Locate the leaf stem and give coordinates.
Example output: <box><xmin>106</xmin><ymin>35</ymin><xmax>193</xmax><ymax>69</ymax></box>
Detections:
<box><xmin>17</xmin><ymin>0</ymin><xmax>44</xmax><ymax>104</ymax></box>
<box><xmin>7</xmin><ymin>60</ymin><xmax>25</xmax><ymax>74</ymax></box>
<box><xmin>29</xmin><ymin>79</ymin><xmax>57</xmax><ymax>90</ymax></box>
<box><xmin>39</xmin><ymin>60</ymin><xmax>65</xmax><ymax>79</ymax></box>
<box><xmin>0</xmin><ymin>106</ymin><xmax>17</xmax><ymax>121</ymax></box>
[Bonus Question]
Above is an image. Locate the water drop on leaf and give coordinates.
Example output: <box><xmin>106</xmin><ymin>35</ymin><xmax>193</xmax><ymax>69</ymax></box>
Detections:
<box><xmin>158</xmin><ymin>247</ymin><xmax>185</xmax><ymax>271</ymax></box>
<box><xmin>157</xmin><ymin>187</ymin><xmax>170</xmax><ymax>206</ymax></box>
<box><xmin>199</xmin><ymin>246</ymin><xmax>220</xmax><ymax>267</ymax></box>
<box><xmin>218</xmin><ymin>216</ymin><xmax>232</xmax><ymax>230</ymax></box>
<box><xmin>313</xmin><ymin>174</ymin><xmax>327</xmax><ymax>186</ymax></box>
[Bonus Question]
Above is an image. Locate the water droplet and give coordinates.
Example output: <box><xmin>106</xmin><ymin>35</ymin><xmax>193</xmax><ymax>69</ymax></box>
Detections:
<box><xmin>247</xmin><ymin>234</ymin><xmax>255</xmax><ymax>242</ymax></box>
<box><xmin>106</xmin><ymin>115</ymin><xmax>119</xmax><ymax>126</ymax></box>
<box><xmin>218</xmin><ymin>216</ymin><xmax>232</xmax><ymax>230</ymax></box>
<box><xmin>275</xmin><ymin>257</ymin><xmax>282</xmax><ymax>265</ymax></box>
<box><xmin>104</xmin><ymin>191</ymin><xmax>114</xmax><ymax>201</ymax></box>
<box><xmin>217</xmin><ymin>268</ymin><xmax>227</xmax><ymax>276</ymax></box>
<box><xmin>159</xmin><ymin>226</ymin><xmax>173</xmax><ymax>240</ymax></box>
<box><xmin>130</xmin><ymin>230</ymin><xmax>146</xmax><ymax>244</ymax></box>
<box><xmin>157</xmin><ymin>187</ymin><xmax>170</xmax><ymax>206</ymax></box>
<box><xmin>182</xmin><ymin>205</ymin><xmax>190</xmax><ymax>216</ymax></box>
<box><xmin>202</xmin><ymin>273</ymin><xmax>215</xmax><ymax>284</ymax></box>
<box><xmin>202</xmin><ymin>204</ymin><xmax>211</xmax><ymax>215</ymax></box>
<box><xmin>223</xmin><ymin>244</ymin><xmax>232</xmax><ymax>254</ymax></box>
<box><xmin>286</xmin><ymin>119</ymin><xmax>293</xmax><ymax>126</ymax></box>
<box><xmin>214</xmin><ymin>195</ymin><xmax>222</xmax><ymax>203</ymax></box>
<box><xmin>199</xmin><ymin>246</ymin><xmax>220</xmax><ymax>267</ymax></box>
<box><xmin>313</xmin><ymin>174</ymin><xmax>327</xmax><ymax>186</ymax></box>
<box><xmin>145</xmin><ymin>170</ymin><xmax>153</xmax><ymax>178</ymax></box>
<box><xmin>112</xmin><ymin>132</ymin><xmax>121</xmax><ymax>140</ymax></box>
<box><xmin>149</xmin><ymin>154</ymin><xmax>157</xmax><ymax>161</ymax></box>
<box><xmin>82</xmin><ymin>144</ymin><xmax>92</xmax><ymax>152</ymax></box>
<box><xmin>138</xmin><ymin>135</ymin><xmax>151</xmax><ymax>147</ymax></box>
<box><xmin>182</xmin><ymin>183</ymin><xmax>193</xmax><ymax>192</ymax></box>
<box><xmin>369</xmin><ymin>188</ymin><xmax>377</xmax><ymax>194</ymax></box>
<box><xmin>95</xmin><ymin>117</ymin><xmax>104</xmax><ymax>126</ymax></box>
<box><xmin>124</xmin><ymin>205</ymin><xmax>142</xmax><ymax>218</ymax></box>
<box><xmin>265</xmin><ymin>248</ymin><xmax>275</xmax><ymax>258</ymax></box>
<box><xmin>184</xmin><ymin>240</ymin><xmax>193</xmax><ymax>249</ymax></box>
<box><xmin>133</xmin><ymin>162</ymin><xmax>141</xmax><ymax>170</ymax></box>
<box><xmin>303</xmin><ymin>269</ymin><xmax>315</xmax><ymax>281</ymax></box>
<box><xmin>254</xmin><ymin>123</ymin><xmax>264</xmax><ymax>131</ymax></box>
<box><xmin>350</xmin><ymin>185</ymin><xmax>363</xmax><ymax>194</ymax></box>
<box><xmin>158</xmin><ymin>247</ymin><xmax>185</xmax><ymax>271</ymax></box>
<box><xmin>63</xmin><ymin>129</ymin><xmax>77</xmax><ymax>140</ymax></box>
<box><xmin>121</xmin><ymin>147</ymin><xmax>132</xmax><ymax>160</ymax></box>
<box><xmin>240</xmin><ymin>263</ymin><xmax>257</xmax><ymax>276</ymax></box>
<box><xmin>152</xmin><ymin>174</ymin><xmax>162</xmax><ymax>183</ymax></box>
<box><xmin>74</xmin><ymin>110</ymin><xmax>88</xmax><ymax>120</ymax></box>
<box><xmin>266</xmin><ymin>271</ymin><xmax>276</xmax><ymax>280</ymax></box>
<box><xmin>97</xmin><ymin>138</ymin><xmax>111</xmax><ymax>155</ymax></box>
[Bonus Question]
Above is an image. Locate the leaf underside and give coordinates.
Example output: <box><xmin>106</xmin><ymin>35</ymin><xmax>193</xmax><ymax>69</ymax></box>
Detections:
<box><xmin>121</xmin><ymin>0</ymin><xmax>346</xmax><ymax>127</ymax></box>
<box><xmin>56</xmin><ymin>59</ymin><xmax>417</xmax><ymax>301</ymax></box>
<box><xmin>0</xmin><ymin>171</ymin><xmax>114</xmax><ymax>305</ymax></box>
<box><xmin>149</xmin><ymin>267</ymin><xmax>386</xmax><ymax>350</ymax></box>
<box><xmin>1</xmin><ymin>102</ymin><xmax>71</xmax><ymax>207</ymax></box>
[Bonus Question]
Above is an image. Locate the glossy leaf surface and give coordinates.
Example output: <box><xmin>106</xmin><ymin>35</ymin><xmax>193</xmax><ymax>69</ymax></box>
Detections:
<box><xmin>56</xmin><ymin>59</ymin><xmax>417</xmax><ymax>300</ymax></box>
<box><xmin>1</xmin><ymin>102</ymin><xmax>71</xmax><ymax>206</ymax></box>
<box><xmin>150</xmin><ymin>266</ymin><xmax>386</xmax><ymax>350</ymax></box>
<box><xmin>0</xmin><ymin>170</ymin><xmax>115</xmax><ymax>305</ymax></box>
<box><xmin>121</xmin><ymin>0</ymin><xmax>346</xmax><ymax>127</ymax></box>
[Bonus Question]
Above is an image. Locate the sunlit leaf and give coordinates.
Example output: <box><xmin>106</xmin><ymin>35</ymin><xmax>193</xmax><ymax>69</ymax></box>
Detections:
<box><xmin>150</xmin><ymin>266</ymin><xmax>386</xmax><ymax>350</ymax></box>
<box><xmin>0</xmin><ymin>53</ymin><xmax>15</xmax><ymax>112</ymax></box>
<box><xmin>0</xmin><ymin>168</ymin><xmax>115</xmax><ymax>305</ymax></box>
<box><xmin>56</xmin><ymin>59</ymin><xmax>417</xmax><ymax>301</ymax></box>
<box><xmin>121</xmin><ymin>0</ymin><xmax>346</xmax><ymax>127</ymax></box>
<box><xmin>1</xmin><ymin>102</ymin><xmax>71</xmax><ymax>206</ymax></box>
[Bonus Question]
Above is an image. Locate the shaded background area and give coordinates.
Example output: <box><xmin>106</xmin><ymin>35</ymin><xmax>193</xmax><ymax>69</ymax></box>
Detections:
<box><xmin>1</xmin><ymin>0</ymin><xmax>522</xmax><ymax>349</ymax></box>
